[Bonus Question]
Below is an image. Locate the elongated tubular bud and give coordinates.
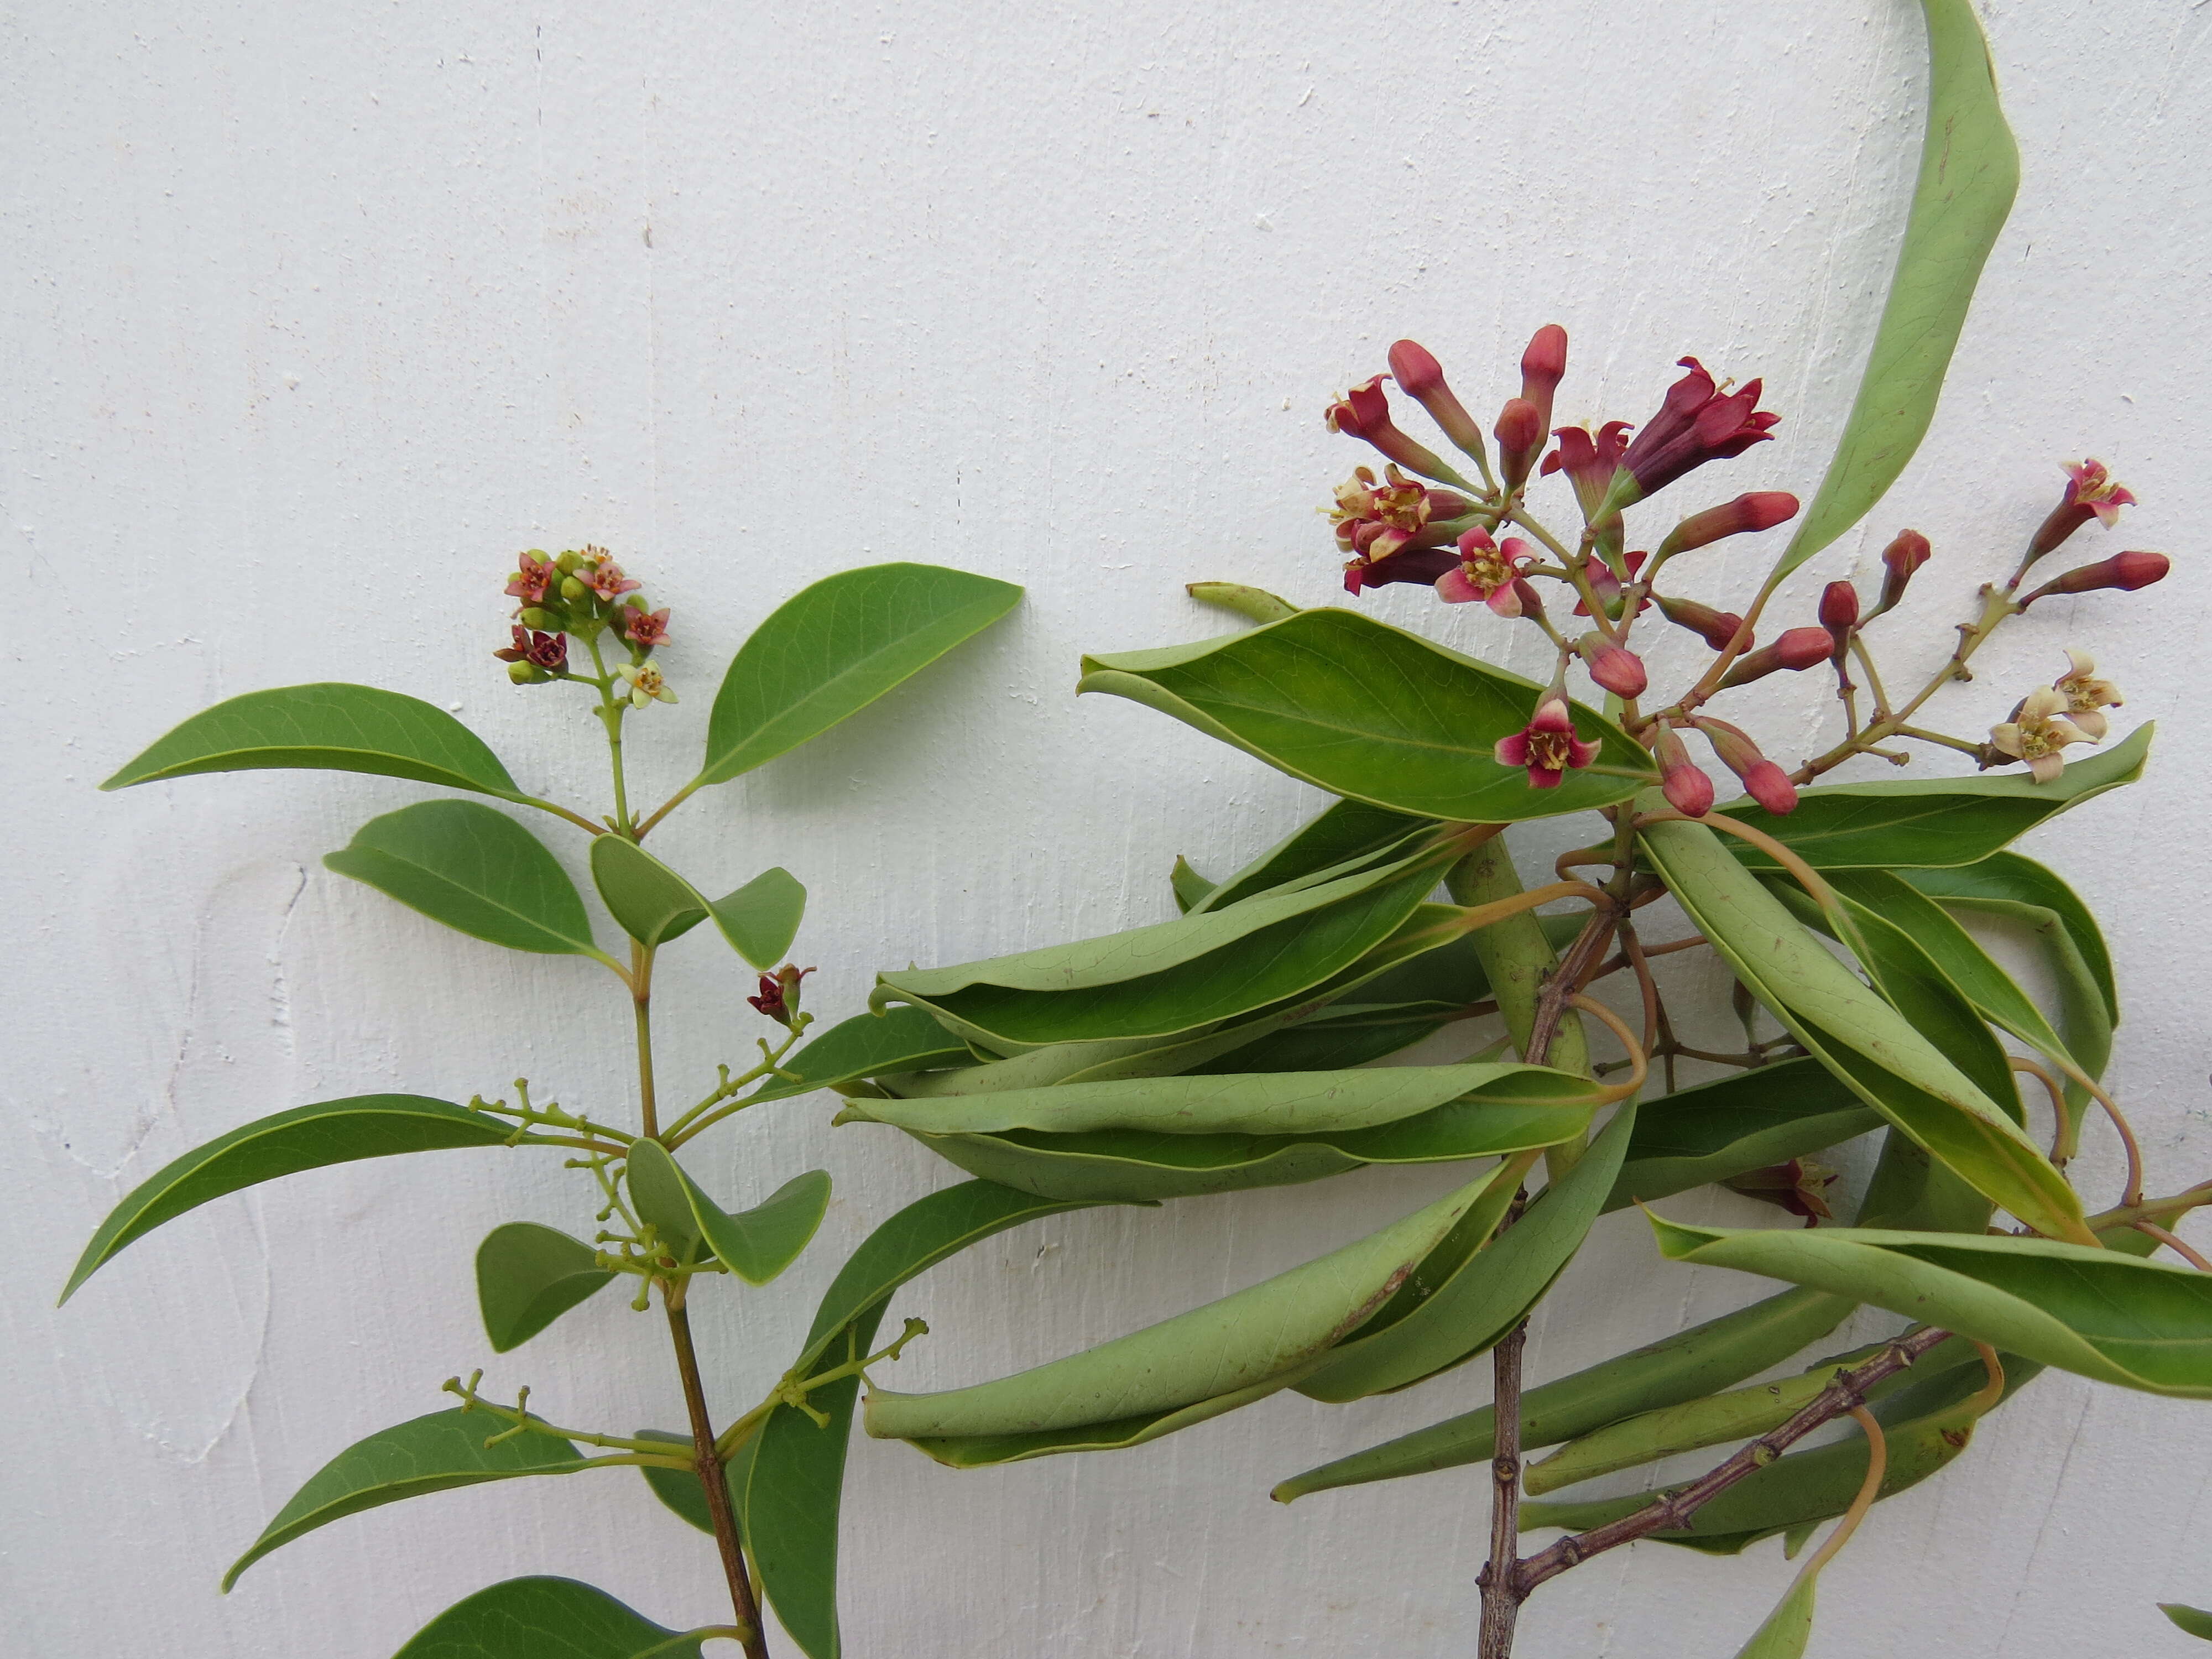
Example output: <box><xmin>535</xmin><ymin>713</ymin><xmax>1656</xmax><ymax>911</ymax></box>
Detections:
<box><xmin>1818</xmin><ymin>581</ymin><xmax>1860</xmax><ymax>658</ymax></box>
<box><xmin>1653</xmin><ymin>491</ymin><xmax>1801</xmax><ymax>560</ymax></box>
<box><xmin>1654</xmin><ymin>722</ymin><xmax>1713</xmax><ymax>816</ymax></box>
<box><xmin>1875</xmin><ymin>529</ymin><xmax>1931</xmax><ymax>613</ymax></box>
<box><xmin>1519</xmin><ymin>325</ymin><xmax>1568</xmax><ymax>439</ymax></box>
<box><xmin>1715</xmin><ymin>626</ymin><xmax>1833</xmax><ymax>690</ymax></box>
<box><xmin>1577</xmin><ymin>633</ymin><xmax>1648</xmax><ymax>698</ymax></box>
<box><xmin>1388</xmin><ymin>339</ymin><xmax>1490</xmax><ymax>468</ymax></box>
<box><xmin>1495</xmin><ymin>397</ymin><xmax>1545</xmax><ymax>491</ymax></box>
<box><xmin>2020</xmin><ymin>550</ymin><xmax>2171</xmax><ymax>607</ymax></box>
<box><xmin>1693</xmin><ymin>717</ymin><xmax>1797</xmax><ymax>815</ymax></box>
<box><xmin>1655</xmin><ymin>593</ymin><xmax>1750</xmax><ymax>652</ymax></box>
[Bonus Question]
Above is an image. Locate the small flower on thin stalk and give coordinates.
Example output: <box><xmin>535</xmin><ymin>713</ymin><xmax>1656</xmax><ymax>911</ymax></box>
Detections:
<box><xmin>1328</xmin><ymin>465</ymin><xmax>1470</xmax><ymax>564</ymax></box>
<box><xmin>1324</xmin><ymin>375</ymin><xmax>1457</xmax><ymax>481</ymax></box>
<box><xmin>2020</xmin><ymin>549</ymin><xmax>2171</xmax><ymax>607</ymax></box>
<box><xmin>1654</xmin><ymin>721</ymin><xmax>1714</xmax><ymax>817</ymax></box>
<box><xmin>1694</xmin><ymin>717</ymin><xmax>1797</xmax><ymax>815</ymax></box>
<box><xmin>494</xmin><ymin>625</ymin><xmax>568</xmax><ymax>672</ymax></box>
<box><xmin>2026</xmin><ymin>458</ymin><xmax>2137</xmax><ymax>561</ymax></box>
<box><xmin>747</xmin><ymin>963</ymin><xmax>816</xmax><ymax>1027</ymax></box>
<box><xmin>1818</xmin><ymin>581</ymin><xmax>1860</xmax><ymax>659</ymax></box>
<box><xmin>1576</xmin><ymin>633</ymin><xmax>1648</xmax><ymax>698</ymax></box>
<box><xmin>1436</xmin><ymin>529</ymin><xmax>1536</xmax><ymax>615</ymax></box>
<box><xmin>1715</xmin><ymin>626</ymin><xmax>1833</xmax><ymax>689</ymax></box>
<box><xmin>1652</xmin><ymin>491</ymin><xmax>1799</xmax><ymax>560</ymax></box>
<box><xmin>1608</xmin><ymin>357</ymin><xmax>1780</xmax><ymax>509</ymax></box>
<box><xmin>1542</xmin><ymin>420</ymin><xmax>1634</xmax><ymax>525</ymax></box>
<box><xmin>1571</xmin><ymin>550</ymin><xmax>1650</xmax><ymax>620</ymax></box>
<box><xmin>505</xmin><ymin>552</ymin><xmax>559</xmax><ymax>609</ymax></box>
<box><xmin>1876</xmin><ymin>528</ymin><xmax>1932</xmax><ymax>613</ymax></box>
<box><xmin>623</xmin><ymin>607</ymin><xmax>672</xmax><ymax>651</ymax></box>
<box><xmin>1989</xmin><ymin>686</ymin><xmax>2092</xmax><ymax>783</ymax></box>
<box><xmin>1386</xmin><ymin>340</ymin><xmax>1489</xmax><ymax>465</ymax></box>
<box><xmin>582</xmin><ymin>557</ymin><xmax>643</xmax><ymax>604</ymax></box>
<box><xmin>1518</xmin><ymin>325</ymin><xmax>1568</xmax><ymax>442</ymax></box>
<box><xmin>2052</xmin><ymin>649</ymin><xmax>2122</xmax><ymax>740</ymax></box>
<box><xmin>1494</xmin><ymin>397</ymin><xmax>1546</xmax><ymax>491</ymax></box>
<box><xmin>1495</xmin><ymin>693</ymin><xmax>1599</xmax><ymax>790</ymax></box>
<box><xmin>615</xmin><ymin>660</ymin><xmax>677</xmax><ymax>708</ymax></box>
<box><xmin>1655</xmin><ymin>592</ymin><xmax>1750</xmax><ymax>653</ymax></box>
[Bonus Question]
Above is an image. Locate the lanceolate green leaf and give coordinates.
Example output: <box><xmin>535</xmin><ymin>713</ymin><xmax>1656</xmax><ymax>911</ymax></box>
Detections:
<box><xmin>222</xmin><ymin>1411</ymin><xmax>588</xmax><ymax>1589</ymax></box>
<box><xmin>1296</xmin><ymin>1104</ymin><xmax>1637</xmax><ymax>1402</ymax></box>
<box><xmin>1271</xmin><ymin>1287</ymin><xmax>1854</xmax><ymax>1502</ymax></box>
<box><xmin>62</xmin><ymin>1096</ymin><xmax>530</xmax><ymax>1302</ymax></box>
<box><xmin>625</xmin><ymin>1141</ymin><xmax>831</xmax><ymax>1286</ymax></box>
<box><xmin>1605</xmin><ymin>1060</ymin><xmax>1879</xmax><ymax>1213</ymax></box>
<box><xmin>1905</xmin><ymin>851</ymin><xmax>2118</xmax><ymax>1025</ymax></box>
<box><xmin>1193</xmin><ymin>796</ymin><xmax>1437</xmax><ymax>914</ymax></box>
<box><xmin>696</xmin><ymin>563</ymin><xmax>1022</xmax><ymax>788</ymax></box>
<box><xmin>1078</xmin><ymin>608</ymin><xmax>1651</xmax><ymax>821</ymax></box>
<box><xmin>476</xmin><ymin>1223</ymin><xmax>615</xmax><ymax>1353</ymax></box>
<box><xmin>2162</xmin><ymin>1604</ymin><xmax>2212</xmax><ymax>1641</ymax></box>
<box><xmin>101</xmin><ymin>682</ymin><xmax>526</xmax><ymax>801</ymax></box>
<box><xmin>1639</xmin><ymin>816</ymin><xmax>2090</xmax><ymax>1244</ymax></box>
<box><xmin>707</xmin><ymin>866</ymin><xmax>807</xmax><ymax>969</ymax></box>
<box><xmin>391</xmin><ymin>1577</ymin><xmax>704</xmax><ymax>1659</ymax></box>
<box><xmin>740</xmin><ymin>1006</ymin><xmax>977</xmax><ymax>1107</ymax></box>
<box><xmin>325</xmin><ymin>801</ymin><xmax>609</xmax><ymax>961</ymax></box>
<box><xmin>864</xmin><ymin>1172</ymin><xmax>1491</xmax><ymax>1441</ymax></box>
<box><xmin>1714</xmin><ymin>724</ymin><xmax>2150</xmax><ymax>870</ymax></box>
<box><xmin>1652</xmin><ymin>1218</ymin><xmax>2212</xmax><ymax>1397</ymax></box>
<box><xmin>587</xmin><ymin>835</ymin><xmax>708</xmax><ymax>948</ymax></box>
<box><xmin>1769</xmin><ymin>0</ymin><xmax>2019</xmax><ymax>577</ymax></box>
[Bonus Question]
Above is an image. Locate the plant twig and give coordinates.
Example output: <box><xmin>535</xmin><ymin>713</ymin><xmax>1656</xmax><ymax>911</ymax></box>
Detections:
<box><xmin>666</xmin><ymin>1290</ymin><xmax>771</xmax><ymax>1659</ymax></box>
<box><xmin>1475</xmin><ymin>1319</ymin><xmax>1530</xmax><ymax>1658</ymax></box>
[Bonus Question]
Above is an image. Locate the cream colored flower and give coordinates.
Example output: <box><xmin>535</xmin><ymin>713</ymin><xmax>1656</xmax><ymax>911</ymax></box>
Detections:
<box><xmin>1990</xmin><ymin>686</ymin><xmax>2091</xmax><ymax>783</ymax></box>
<box><xmin>615</xmin><ymin>660</ymin><xmax>677</xmax><ymax>709</ymax></box>
<box><xmin>2052</xmin><ymin>648</ymin><xmax>2122</xmax><ymax>741</ymax></box>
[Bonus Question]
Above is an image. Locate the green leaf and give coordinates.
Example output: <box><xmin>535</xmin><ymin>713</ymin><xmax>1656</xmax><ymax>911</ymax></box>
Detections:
<box><xmin>325</xmin><ymin>801</ymin><xmax>607</xmax><ymax>960</ymax></box>
<box><xmin>1768</xmin><ymin>0</ymin><xmax>2019</xmax><ymax>578</ymax></box>
<box><xmin>102</xmin><ymin>682</ymin><xmax>526</xmax><ymax>801</ymax></box>
<box><xmin>863</xmin><ymin>1171</ymin><xmax>1494</xmax><ymax>1442</ymax></box>
<box><xmin>1639</xmin><ymin>815</ymin><xmax>2091</xmax><ymax>1245</ymax></box>
<box><xmin>1168</xmin><ymin>855</ymin><xmax>1214</xmax><ymax>913</ymax></box>
<box><xmin>740</xmin><ymin>1006</ymin><xmax>978</xmax><ymax>1107</ymax></box>
<box><xmin>1714</xmin><ymin>725</ymin><xmax>2150</xmax><ymax>870</ymax></box>
<box><xmin>1183</xmin><ymin>1005</ymin><xmax>1464</xmax><ymax>1076</ymax></box>
<box><xmin>707</xmin><ymin>866</ymin><xmax>807</xmax><ymax>969</ymax></box>
<box><xmin>2162</xmin><ymin>1604</ymin><xmax>2212</xmax><ymax>1641</ymax></box>
<box><xmin>476</xmin><ymin>1224</ymin><xmax>615</xmax><ymax>1353</ymax></box>
<box><xmin>696</xmin><ymin>563</ymin><xmax>1021</xmax><ymax>788</ymax></box>
<box><xmin>223</xmin><ymin>1411</ymin><xmax>586</xmax><ymax>1590</ymax></box>
<box><xmin>1651</xmin><ymin>1218</ymin><xmax>2212</xmax><ymax>1397</ymax></box>
<box><xmin>1606</xmin><ymin>1060</ymin><xmax>1879</xmax><ymax>1213</ymax></box>
<box><xmin>634</xmin><ymin>1428</ymin><xmax>718</xmax><ymax>1535</ymax></box>
<box><xmin>62</xmin><ymin>1095</ymin><xmax>524</xmax><ymax>1302</ymax></box>
<box><xmin>1295</xmin><ymin>1104</ymin><xmax>1638</xmax><ymax>1402</ymax></box>
<box><xmin>1193</xmin><ymin>796</ymin><xmax>1437</xmax><ymax>914</ymax></box>
<box><xmin>894</xmin><ymin>1129</ymin><xmax>1371</xmax><ymax>1202</ymax></box>
<box><xmin>390</xmin><ymin>1577</ymin><xmax>703</xmax><ymax>1659</ymax></box>
<box><xmin>874</xmin><ymin>856</ymin><xmax>1448</xmax><ymax>1047</ymax></box>
<box><xmin>901</xmin><ymin>1372</ymin><xmax>1297</xmax><ymax>1468</ymax></box>
<box><xmin>625</xmin><ymin>1141</ymin><xmax>830</xmax><ymax>1285</ymax></box>
<box><xmin>1185</xmin><ymin>580</ymin><xmax>1300</xmax><ymax>624</ymax></box>
<box><xmin>1271</xmin><ymin>1287</ymin><xmax>1854</xmax><ymax>1503</ymax></box>
<box><xmin>1079</xmin><ymin>609</ymin><xmax>1652</xmax><ymax>821</ymax></box>
<box><xmin>588</xmin><ymin>835</ymin><xmax>708</xmax><ymax>949</ymax></box>
<box><xmin>1904</xmin><ymin>851</ymin><xmax>2117</xmax><ymax>1025</ymax></box>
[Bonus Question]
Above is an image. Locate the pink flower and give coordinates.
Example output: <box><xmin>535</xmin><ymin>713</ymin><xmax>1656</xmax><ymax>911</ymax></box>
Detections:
<box><xmin>1877</xmin><ymin>529</ymin><xmax>1932</xmax><ymax>612</ymax></box>
<box><xmin>2027</xmin><ymin>459</ymin><xmax>2137</xmax><ymax>561</ymax></box>
<box><xmin>1653</xmin><ymin>722</ymin><xmax>1714</xmax><ymax>817</ymax></box>
<box><xmin>1494</xmin><ymin>398</ymin><xmax>1546</xmax><ymax>489</ymax></box>
<box><xmin>1326</xmin><ymin>375</ymin><xmax>1457</xmax><ymax>481</ymax></box>
<box><xmin>1614</xmin><ymin>357</ymin><xmax>1780</xmax><ymax>505</ymax></box>
<box><xmin>1571</xmin><ymin>550</ymin><xmax>1650</xmax><ymax>620</ymax></box>
<box><xmin>1495</xmin><ymin>697</ymin><xmax>1599</xmax><ymax>790</ymax></box>
<box><xmin>1435</xmin><ymin>529</ymin><xmax>1536</xmax><ymax>615</ymax></box>
<box><xmin>1328</xmin><ymin>465</ymin><xmax>1470</xmax><ymax>562</ymax></box>
<box><xmin>505</xmin><ymin>553</ymin><xmax>558</xmax><ymax>608</ymax></box>
<box><xmin>1577</xmin><ymin>633</ymin><xmax>1648</xmax><ymax>698</ymax></box>
<box><xmin>623</xmin><ymin>607</ymin><xmax>672</xmax><ymax>650</ymax></box>
<box><xmin>493</xmin><ymin>625</ymin><xmax>568</xmax><ymax>672</ymax></box>
<box><xmin>1541</xmin><ymin>420</ymin><xmax>1634</xmax><ymax>524</ymax></box>
<box><xmin>582</xmin><ymin>557</ymin><xmax>641</xmax><ymax>604</ymax></box>
<box><xmin>1519</xmin><ymin>325</ymin><xmax>1568</xmax><ymax>439</ymax></box>
<box><xmin>1695</xmin><ymin>717</ymin><xmax>1797</xmax><ymax>815</ymax></box>
<box><xmin>1818</xmin><ymin>582</ymin><xmax>1860</xmax><ymax>656</ymax></box>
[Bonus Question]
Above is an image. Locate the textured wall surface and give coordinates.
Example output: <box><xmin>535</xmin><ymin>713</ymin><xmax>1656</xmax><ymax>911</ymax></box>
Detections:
<box><xmin>7</xmin><ymin>3</ymin><xmax>2210</xmax><ymax>1655</ymax></box>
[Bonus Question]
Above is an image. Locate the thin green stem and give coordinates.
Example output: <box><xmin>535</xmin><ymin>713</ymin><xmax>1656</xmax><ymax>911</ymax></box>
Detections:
<box><xmin>632</xmin><ymin>945</ymin><xmax>659</xmax><ymax>1139</ymax></box>
<box><xmin>585</xmin><ymin>633</ymin><xmax>634</xmax><ymax>834</ymax></box>
<box><xmin>635</xmin><ymin>779</ymin><xmax>700</xmax><ymax>840</ymax></box>
<box><xmin>515</xmin><ymin>794</ymin><xmax>612</xmax><ymax>836</ymax></box>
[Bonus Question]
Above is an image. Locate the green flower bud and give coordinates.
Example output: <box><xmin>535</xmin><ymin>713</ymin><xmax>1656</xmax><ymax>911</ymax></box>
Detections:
<box><xmin>555</xmin><ymin>551</ymin><xmax>586</xmax><ymax>574</ymax></box>
<box><xmin>507</xmin><ymin>660</ymin><xmax>549</xmax><ymax>685</ymax></box>
<box><xmin>559</xmin><ymin>575</ymin><xmax>589</xmax><ymax>603</ymax></box>
<box><xmin>519</xmin><ymin>607</ymin><xmax>564</xmax><ymax>630</ymax></box>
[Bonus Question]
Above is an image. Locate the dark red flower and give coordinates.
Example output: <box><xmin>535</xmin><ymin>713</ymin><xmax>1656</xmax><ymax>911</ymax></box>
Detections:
<box><xmin>747</xmin><ymin>963</ymin><xmax>816</xmax><ymax>1027</ymax></box>
<box><xmin>1614</xmin><ymin>358</ymin><xmax>1779</xmax><ymax>504</ymax></box>
<box><xmin>1695</xmin><ymin>717</ymin><xmax>1797</xmax><ymax>815</ymax></box>
<box><xmin>1877</xmin><ymin>529</ymin><xmax>1932</xmax><ymax>612</ymax></box>
<box><xmin>1326</xmin><ymin>375</ymin><xmax>1457</xmax><ymax>481</ymax></box>
<box><xmin>1495</xmin><ymin>696</ymin><xmax>1599</xmax><ymax>790</ymax></box>
<box><xmin>1723</xmin><ymin>1157</ymin><xmax>1838</xmax><ymax>1223</ymax></box>
<box><xmin>493</xmin><ymin>625</ymin><xmax>568</xmax><ymax>671</ymax></box>
<box><xmin>2026</xmin><ymin>459</ymin><xmax>2136</xmax><ymax>561</ymax></box>
<box><xmin>1715</xmin><ymin>627</ymin><xmax>1833</xmax><ymax>689</ymax></box>
<box><xmin>1541</xmin><ymin>420</ymin><xmax>1634</xmax><ymax>524</ymax></box>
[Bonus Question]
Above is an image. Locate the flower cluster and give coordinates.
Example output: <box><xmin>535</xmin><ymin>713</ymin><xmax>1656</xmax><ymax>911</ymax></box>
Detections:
<box><xmin>494</xmin><ymin>546</ymin><xmax>678</xmax><ymax>708</ymax></box>
<box><xmin>1321</xmin><ymin>331</ymin><xmax>2174</xmax><ymax>807</ymax></box>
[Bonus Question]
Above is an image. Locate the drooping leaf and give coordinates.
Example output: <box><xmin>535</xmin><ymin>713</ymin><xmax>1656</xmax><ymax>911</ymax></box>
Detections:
<box><xmin>1079</xmin><ymin>609</ymin><xmax>1651</xmax><ymax>821</ymax></box>
<box><xmin>625</xmin><ymin>1142</ymin><xmax>830</xmax><ymax>1286</ymax></box>
<box><xmin>325</xmin><ymin>801</ymin><xmax>608</xmax><ymax>960</ymax></box>
<box><xmin>1904</xmin><ymin>851</ymin><xmax>2117</xmax><ymax>1025</ymax></box>
<box><xmin>1651</xmin><ymin>1218</ymin><xmax>2212</xmax><ymax>1397</ymax></box>
<box><xmin>1168</xmin><ymin>855</ymin><xmax>1214</xmax><ymax>913</ymax></box>
<box><xmin>1183</xmin><ymin>1005</ymin><xmax>1467</xmax><ymax>1076</ymax></box>
<box><xmin>476</xmin><ymin>1223</ymin><xmax>615</xmax><ymax>1353</ymax></box>
<box><xmin>102</xmin><ymin>682</ymin><xmax>526</xmax><ymax>801</ymax></box>
<box><xmin>864</xmin><ymin>1172</ymin><xmax>1493</xmax><ymax>1442</ymax></box>
<box><xmin>587</xmin><ymin>835</ymin><xmax>708</xmax><ymax>949</ymax></box>
<box><xmin>740</xmin><ymin>1006</ymin><xmax>978</xmax><ymax>1107</ymax></box>
<box><xmin>1193</xmin><ymin>796</ymin><xmax>1437</xmax><ymax>914</ymax></box>
<box><xmin>696</xmin><ymin>563</ymin><xmax>1022</xmax><ymax>788</ymax></box>
<box><xmin>1713</xmin><ymin>726</ymin><xmax>2150</xmax><ymax>870</ymax></box>
<box><xmin>707</xmin><ymin>866</ymin><xmax>807</xmax><ymax>969</ymax></box>
<box><xmin>1639</xmin><ymin>815</ymin><xmax>2090</xmax><ymax>1244</ymax></box>
<box><xmin>63</xmin><ymin>1095</ymin><xmax>527</xmax><ymax>1302</ymax></box>
<box><xmin>1271</xmin><ymin>1287</ymin><xmax>1854</xmax><ymax>1502</ymax></box>
<box><xmin>1295</xmin><ymin>1104</ymin><xmax>1637</xmax><ymax>1402</ymax></box>
<box><xmin>1185</xmin><ymin>579</ymin><xmax>1300</xmax><ymax>624</ymax></box>
<box><xmin>2162</xmin><ymin>1604</ymin><xmax>2212</xmax><ymax>1641</ymax></box>
<box><xmin>901</xmin><ymin>1373</ymin><xmax>1297</xmax><ymax>1468</ymax></box>
<box><xmin>222</xmin><ymin>1411</ymin><xmax>587</xmax><ymax>1590</ymax></box>
<box><xmin>390</xmin><ymin>1577</ymin><xmax>705</xmax><ymax>1659</ymax></box>
<box><xmin>1768</xmin><ymin>0</ymin><xmax>2020</xmax><ymax>577</ymax></box>
<box><xmin>1606</xmin><ymin>1059</ymin><xmax>1877</xmax><ymax>1212</ymax></box>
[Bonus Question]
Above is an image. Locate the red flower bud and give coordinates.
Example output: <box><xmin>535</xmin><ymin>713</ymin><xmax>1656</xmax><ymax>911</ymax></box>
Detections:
<box><xmin>1388</xmin><ymin>339</ymin><xmax>1490</xmax><ymax>466</ymax></box>
<box><xmin>1654</xmin><ymin>491</ymin><xmax>1801</xmax><ymax>559</ymax></box>
<box><xmin>1694</xmin><ymin>717</ymin><xmax>1797</xmax><ymax>815</ymax></box>
<box><xmin>1495</xmin><ymin>397</ymin><xmax>1546</xmax><ymax>489</ymax></box>
<box><xmin>1818</xmin><ymin>582</ymin><xmax>1860</xmax><ymax>655</ymax></box>
<box><xmin>1655</xmin><ymin>593</ymin><xmax>1750</xmax><ymax>652</ymax></box>
<box><xmin>747</xmin><ymin>963</ymin><xmax>816</xmax><ymax>1027</ymax></box>
<box><xmin>1653</xmin><ymin>722</ymin><xmax>1713</xmax><ymax>817</ymax></box>
<box><xmin>1326</xmin><ymin>374</ymin><xmax>1458</xmax><ymax>481</ymax></box>
<box><xmin>1519</xmin><ymin>325</ymin><xmax>1568</xmax><ymax>438</ymax></box>
<box><xmin>2026</xmin><ymin>458</ymin><xmax>2136</xmax><ymax>561</ymax></box>
<box><xmin>2022</xmin><ymin>549</ymin><xmax>2170</xmax><ymax>606</ymax></box>
<box><xmin>1577</xmin><ymin>633</ymin><xmax>1648</xmax><ymax>698</ymax></box>
<box><xmin>1715</xmin><ymin>626</ymin><xmax>1832</xmax><ymax>689</ymax></box>
<box><xmin>1877</xmin><ymin>529</ymin><xmax>1931</xmax><ymax>612</ymax></box>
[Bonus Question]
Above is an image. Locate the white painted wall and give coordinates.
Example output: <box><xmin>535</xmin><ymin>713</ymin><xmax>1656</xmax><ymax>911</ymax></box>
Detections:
<box><xmin>7</xmin><ymin>2</ymin><xmax>2208</xmax><ymax>1654</ymax></box>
